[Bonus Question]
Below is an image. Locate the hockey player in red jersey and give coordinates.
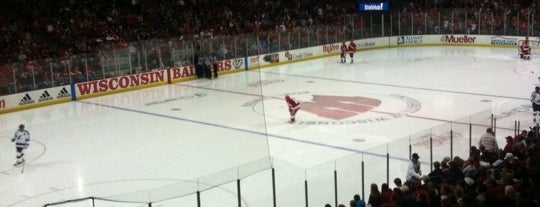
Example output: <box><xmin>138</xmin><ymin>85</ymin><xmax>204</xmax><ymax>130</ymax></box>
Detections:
<box><xmin>520</xmin><ymin>36</ymin><xmax>531</xmax><ymax>60</ymax></box>
<box><xmin>348</xmin><ymin>40</ymin><xmax>357</xmax><ymax>63</ymax></box>
<box><xmin>285</xmin><ymin>95</ymin><xmax>300</xmax><ymax>122</ymax></box>
<box><xmin>340</xmin><ymin>41</ymin><xmax>347</xmax><ymax>63</ymax></box>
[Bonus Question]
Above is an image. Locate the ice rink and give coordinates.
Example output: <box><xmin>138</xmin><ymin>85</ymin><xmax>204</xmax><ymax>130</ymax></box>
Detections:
<box><xmin>0</xmin><ymin>46</ymin><xmax>536</xmax><ymax>207</ymax></box>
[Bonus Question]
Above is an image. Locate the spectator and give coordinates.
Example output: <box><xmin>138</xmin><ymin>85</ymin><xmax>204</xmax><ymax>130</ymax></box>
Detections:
<box><xmin>398</xmin><ymin>185</ymin><xmax>418</xmax><ymax>207</ymax></box>
<box><xmin>380</xmin><ymin>183</ymin><xmax>395</xmax><ymax>204</ymax></box>
<box><xmin>425</xmin><ymin>181</ymin><xmax>441</xmax><ymax>207</ymax></box>
<box><xmin>368</xmin><ymin>183</ymin><xmax>382</xmax><ymax>207</ymax></box>
<box><xmin>479</xmin><ymin>128</ymin><xmax>499</xmax><ymax>155</ymax></box>
<box><xmin>416</xmin><ymin>192</ymin><xmax>429</xmax><ymax>207</ymax></box>
<box><xmin>393</xmin><ymin>177</ymin><xmax>403</xmax><ymax>192</ymax></box>
<box><xmin>470</xmin><ymin>146</ymin><xmax>480</xmax><ymax>159</ymax></box>
<box><xmin>412</xmin><ymin>178</ymin><xmax>431</xmax><ymax>205</ymax></box>
<box><xmin>85</xmin><ymin>66</ymin><xmax>97</xmax><ymax>81</ymax></box>
<box><xmin>503</xmin><ymin>136</ymin><xmax>514</xmax><ymax>154</ymax></box>
<box><xmin>448</xmin><ymin>156</ymin><xmax>465</xmax><ymax>184</ymax></box>
<box><xmin>514</xmin><ymin>130</ymin><xmax>527</xmax><ymax>143</ymax></box>
<box><xmin>461</xmin><ymin>157</ymin><xmax>477</xmax><ymax>175</ymax></box>
<box><xmin>428</xmin><ymin>161</ymin><xmax>444</xmax><ymax>187</ymax></box>
<box><xmin>476</xmin><ymin>183</ymin><xmax>487</xmax><ymax>205</ymax></box>
<box><xmin>70</xmin><ymin>66</ymin><xmax>85</xmax><ymax>83</ymax></box>
<box><xmin>440</xmin><ymin>156</ymin><xmax>450</xmax><ymax>170</ymax></box>
<box><xmin>406</xmin><ymin>153</ymin><xmax>422</xmax><ymax>184</ymax></box>
<box><xmin>348</xmin><ymin>200</ymin><xmax>356</xmax><ymax>207</ymax></box>
<box><xmin>353</xmin><ymin>194</ymin><xmax>366</xmax><ymax>207</ymax></box>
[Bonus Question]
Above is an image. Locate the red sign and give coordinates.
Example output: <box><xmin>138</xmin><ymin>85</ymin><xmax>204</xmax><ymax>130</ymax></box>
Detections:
<box><xmin>170</xmin><ymin>66</ymin><xmax>195</xmax><ymax>79</ymax></box>
<box><xmin>77</xmin><ymin>71</ymin><xmax>165</xmax><ymax>95</ymax></box>
<box><xmin>323</xmin><ymin>44</ymin><xmax>340</xmax><ymax>53</ymax></box>
<box><xmin>217</xmin><ymin>60</ymin><xmax>232</xmax><ymax>71</ymax></box>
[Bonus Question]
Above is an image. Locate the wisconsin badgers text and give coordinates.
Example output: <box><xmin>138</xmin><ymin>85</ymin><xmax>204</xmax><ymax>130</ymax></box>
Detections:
<box><xmin>77</xmin><ymin>71</ymin><xmax>165</xmax><ymax>95</ymax></box>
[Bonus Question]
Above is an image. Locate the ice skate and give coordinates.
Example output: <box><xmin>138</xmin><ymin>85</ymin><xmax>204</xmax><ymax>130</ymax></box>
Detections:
<box><xmin>13</xmin><ymin>159</ymin><xmax>25</xmax><ymax>166</ymax></box>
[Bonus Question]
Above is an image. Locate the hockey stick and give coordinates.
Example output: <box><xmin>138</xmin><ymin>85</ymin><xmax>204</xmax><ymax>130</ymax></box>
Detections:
<box><xmin>20</xmin><ymin>146</ymin><xmax>29</xmax><ymax>174</ymax></box>
<box><xmin>20</xmin><ymin>160</ymin><xmax>25</xmax><ymax>174</ymax></box>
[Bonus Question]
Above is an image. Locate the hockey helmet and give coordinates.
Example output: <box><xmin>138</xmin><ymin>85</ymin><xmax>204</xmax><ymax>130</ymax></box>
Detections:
<box><xmin>18</xmin><ymin>124</ymin><xmax>24</xmax><ymax>129</ymax></box>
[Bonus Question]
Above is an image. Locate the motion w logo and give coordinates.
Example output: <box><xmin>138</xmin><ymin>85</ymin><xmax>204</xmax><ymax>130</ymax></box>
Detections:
<box><xmin>300</xmin><ymin>95</ymin><xmax>381</xmax><ymax>120</ymax></box>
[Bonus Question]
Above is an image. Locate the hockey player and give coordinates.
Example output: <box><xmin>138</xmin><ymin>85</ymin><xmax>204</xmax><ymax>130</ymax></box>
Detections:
<box><xmin>348</xmin><ymin>40</ymin><xmax>357</xmax><ymax>63</ymax></box>
<box><xmin>340</xmin><ymin>41</ymin><xmax>347</xmax><ymax>63</ymax></box>
<box><xmin>12</xmin><ymin>124</ymin><xmax>30</xmax><ymax>166</ymax></box>
<box><xmin>211</xmin><ymin>53</ymin><xmax>219</xmax><ymax>78</ymax></box>
<box><xmin>520</xmin><ymin>36</ymin><xmax>531</xmax><ymax>60</ymax></box>
<box><xmin>285</xmin><ymin>95</ymin><xmax>300</xmax><ymax>122</ymax></box>
<box><xmin>204</xmin><ymin>55</ymin><xmax>212</xmax><ymax>79</ymax></box>
<box><xmin>532</xmin><ymin>86</ymin><xmax>540</xmax><ymax>122</ymax></box>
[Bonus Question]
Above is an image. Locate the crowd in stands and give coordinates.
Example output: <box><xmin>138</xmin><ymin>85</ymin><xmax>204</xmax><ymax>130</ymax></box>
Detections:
<box><xmin>396</xmin><ymin>0</ymin><xmax>539</xmax><ymax>35</ymax></box>
<box><xmin>0</xmin><ymin>0</ymin><xmax>359</xmax><ymax>94</ymax></box>
<box><xmin>326</xmin><ymin>127</ymin><xmax>539</xmax><ymax>207</ymax></box>
<box><xmin>0</xmin><ymin>0</ymin><xmax>538</xmax><ymax>94</ymax></box>
<box><xmin>0</xmin><ymin>0</ymin><xmax>360</xmax><ymax>64</ymax></box>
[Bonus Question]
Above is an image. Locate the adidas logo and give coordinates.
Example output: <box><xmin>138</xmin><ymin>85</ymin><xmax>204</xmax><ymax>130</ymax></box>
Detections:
<box><xmin>38</xmin><ymin>90</ymin><xmax>53</xmax><ymax>102</ymax></box>
<box><xmin>56</xmin><ymin>87</ymin><xmax>70</xmax><ymax>99</ymax></box>
<box><xmin>19</xmin><ymin>94</ymin><xmax>35</xmax><ymax>105</ymax></box>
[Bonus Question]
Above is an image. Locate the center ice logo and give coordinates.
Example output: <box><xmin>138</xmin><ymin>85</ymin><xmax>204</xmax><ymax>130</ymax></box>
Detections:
<box><xmin>301</xmin><ymin>95</ymin><xmax>381</xmax><ymax>120</ymax></box>
<box><xmin>243</xmin><ymin>91</ymin><xmax>422</xmax><ymax>125</ymax></box>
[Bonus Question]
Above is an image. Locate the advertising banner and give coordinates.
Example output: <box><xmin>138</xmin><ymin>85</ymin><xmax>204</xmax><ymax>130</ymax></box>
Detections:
<box><xmin>0</xmin><ymin>86</ymin><xmax>72</xmax><ymax>114</ymax></box>
<box><xmin>75</xmin><ymin>70</ymin><xmax>167</xmax><ymax>99</ymax></box>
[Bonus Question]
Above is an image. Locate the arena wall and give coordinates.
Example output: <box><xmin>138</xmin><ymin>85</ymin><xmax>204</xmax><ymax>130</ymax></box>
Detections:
<box><xmin>0</xmin><ymin>35</ymin><xmax>531</xmax><ymax>114</ymax></box>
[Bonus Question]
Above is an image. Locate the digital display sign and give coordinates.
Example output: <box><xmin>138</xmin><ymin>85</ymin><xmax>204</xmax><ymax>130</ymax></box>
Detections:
<box><xmin>359</xmin><ymin>2</ymin><xmax>389</xmax><ymax>11</ymax></box>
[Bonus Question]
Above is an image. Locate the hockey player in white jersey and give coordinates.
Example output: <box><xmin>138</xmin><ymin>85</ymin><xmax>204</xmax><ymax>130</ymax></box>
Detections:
<box><xmin>532</xmin><ymin>87</ymin><xmax>540</xmax><ymax>122</ymax></box>
<box><xmin>11</xmin><ymin>124</ymin><xmax>30</xmax><ymax>166</ymax></box>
